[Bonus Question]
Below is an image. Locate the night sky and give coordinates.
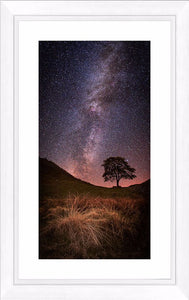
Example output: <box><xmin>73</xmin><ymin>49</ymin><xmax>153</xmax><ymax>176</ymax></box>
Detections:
<box><xmin>39</xmin><ymin>41</ymin><xmax>150</xmax><ymax>187</ymax></box>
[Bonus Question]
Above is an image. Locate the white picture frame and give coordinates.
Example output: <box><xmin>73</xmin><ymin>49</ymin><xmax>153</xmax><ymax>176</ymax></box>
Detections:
<box><xmin>1</xmin><ymin>1</ymin><xmax>189</xmax><ymax>299</ymax></box>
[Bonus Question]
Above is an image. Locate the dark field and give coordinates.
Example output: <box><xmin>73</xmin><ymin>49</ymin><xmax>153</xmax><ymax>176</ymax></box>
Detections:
<box><xmin>39</xmin><ymin>158</ymin><xmax>150</xmax><ymax>259</ymax></box>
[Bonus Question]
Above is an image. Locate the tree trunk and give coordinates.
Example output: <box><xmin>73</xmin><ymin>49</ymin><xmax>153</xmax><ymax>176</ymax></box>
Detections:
<box><xmin>116</xmin><ymin>179</ymin><xmax>119</xmax><ymax>187</ymax></box>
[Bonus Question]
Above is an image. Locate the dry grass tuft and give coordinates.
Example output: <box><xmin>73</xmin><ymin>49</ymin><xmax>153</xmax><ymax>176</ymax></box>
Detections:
<box><xmin>40</xmin><ymin>194</ymin><xmax>149</xmax><ymax>259</ymax></box>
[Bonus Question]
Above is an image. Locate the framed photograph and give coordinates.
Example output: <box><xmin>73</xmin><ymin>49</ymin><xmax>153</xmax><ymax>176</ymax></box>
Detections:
<box><xmin>1</xmin><ymin>1</ymin><xmax>189</xmax><ymax>299</ymax></box>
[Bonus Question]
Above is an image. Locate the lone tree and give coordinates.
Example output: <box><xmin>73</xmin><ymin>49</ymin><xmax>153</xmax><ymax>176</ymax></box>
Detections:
<box><xmin>102</xmin><ymin>157</ymin><xmax>136</xmax><ymax>187</ymax></box>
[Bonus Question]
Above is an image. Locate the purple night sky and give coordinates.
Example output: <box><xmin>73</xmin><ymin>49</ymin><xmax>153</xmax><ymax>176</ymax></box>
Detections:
<box><xmin>39</xmin><ymin>41</ymin><xmax>150</xmax><ymax>187</ymax></box>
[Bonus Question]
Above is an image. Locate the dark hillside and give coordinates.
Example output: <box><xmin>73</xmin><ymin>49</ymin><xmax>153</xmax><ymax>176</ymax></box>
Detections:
<box><xmin>39</xmin><ymin>158</ymin><xmax>150</xmax><ymax>200</ymax></box>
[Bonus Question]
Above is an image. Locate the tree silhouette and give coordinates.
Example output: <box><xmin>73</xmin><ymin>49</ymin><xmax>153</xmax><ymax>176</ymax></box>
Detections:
<box><xmin>102</xmin><ymin>157</ymin><xmax>136</xmax><ymax>187</ymax></box>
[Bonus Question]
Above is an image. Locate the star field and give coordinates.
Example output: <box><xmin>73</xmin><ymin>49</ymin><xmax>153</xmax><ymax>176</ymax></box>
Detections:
<box><xmin>39</xmin><ymin>41</ymin><xmax>150</xmax><ymax>187</ymax></box>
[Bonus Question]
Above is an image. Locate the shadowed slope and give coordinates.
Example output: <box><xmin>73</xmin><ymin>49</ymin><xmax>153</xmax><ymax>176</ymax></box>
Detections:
<box><xmin>39</xmin><ymin>157</ymin><xmax>150</xmax><ymax>200</ymax></box>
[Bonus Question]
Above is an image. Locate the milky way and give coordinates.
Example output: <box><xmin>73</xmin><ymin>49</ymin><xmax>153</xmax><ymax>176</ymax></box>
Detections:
<box><xmin>39</xmin><ymin>41</ymin><xmax>150</xmax><ymax>187</ymax></box>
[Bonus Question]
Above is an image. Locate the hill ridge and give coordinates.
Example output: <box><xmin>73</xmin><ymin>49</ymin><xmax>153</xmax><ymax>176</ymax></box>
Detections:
<box><xmin>40</xmin><ymin>157</ymin><xmax>150</xmax><ymax>200</ymax></box>
<box><xmin>40</xmin><ymin>157</ymin><xmax>150</xmax><ymax>188</ymax></box>
<box><xmin>40</xmin><ymin>157</ymin><xmax>95</xmax><ymax>186</ymax></box>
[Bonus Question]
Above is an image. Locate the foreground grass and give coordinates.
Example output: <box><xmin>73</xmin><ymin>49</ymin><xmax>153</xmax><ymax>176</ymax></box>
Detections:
<box><xmin>39</xmin><ymin>158</ymin><xmax>150</xmax><ymax>259</ymax></box>
<box><xmin>39</xmin><ymin>194</ymin><xmax>150</xmax><ymax>259</ymax></box>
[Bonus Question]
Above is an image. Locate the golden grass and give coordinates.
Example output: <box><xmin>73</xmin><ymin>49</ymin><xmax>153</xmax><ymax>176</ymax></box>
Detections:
<box><xmin>40</xmin><ymin>194</ymin><xmax>148</xmax><ymax>259</ymax></box>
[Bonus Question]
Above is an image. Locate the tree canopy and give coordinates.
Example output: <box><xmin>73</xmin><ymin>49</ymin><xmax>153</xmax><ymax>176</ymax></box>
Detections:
<box><xmin>102</xmin><ymin>157</ymin><xmax>136</xmax><ymax>187</ymax></box>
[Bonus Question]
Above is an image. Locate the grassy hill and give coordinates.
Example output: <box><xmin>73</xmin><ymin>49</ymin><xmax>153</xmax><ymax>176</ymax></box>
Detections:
<box><xmin>40</xmin><ymin>157</ymin><xmax>150</xmax><ymax>200</ymax></box>
<box><xmin>39</xmin><ymin>158</ymin><xmax>150</xmax><ymax>259</ymax></box>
